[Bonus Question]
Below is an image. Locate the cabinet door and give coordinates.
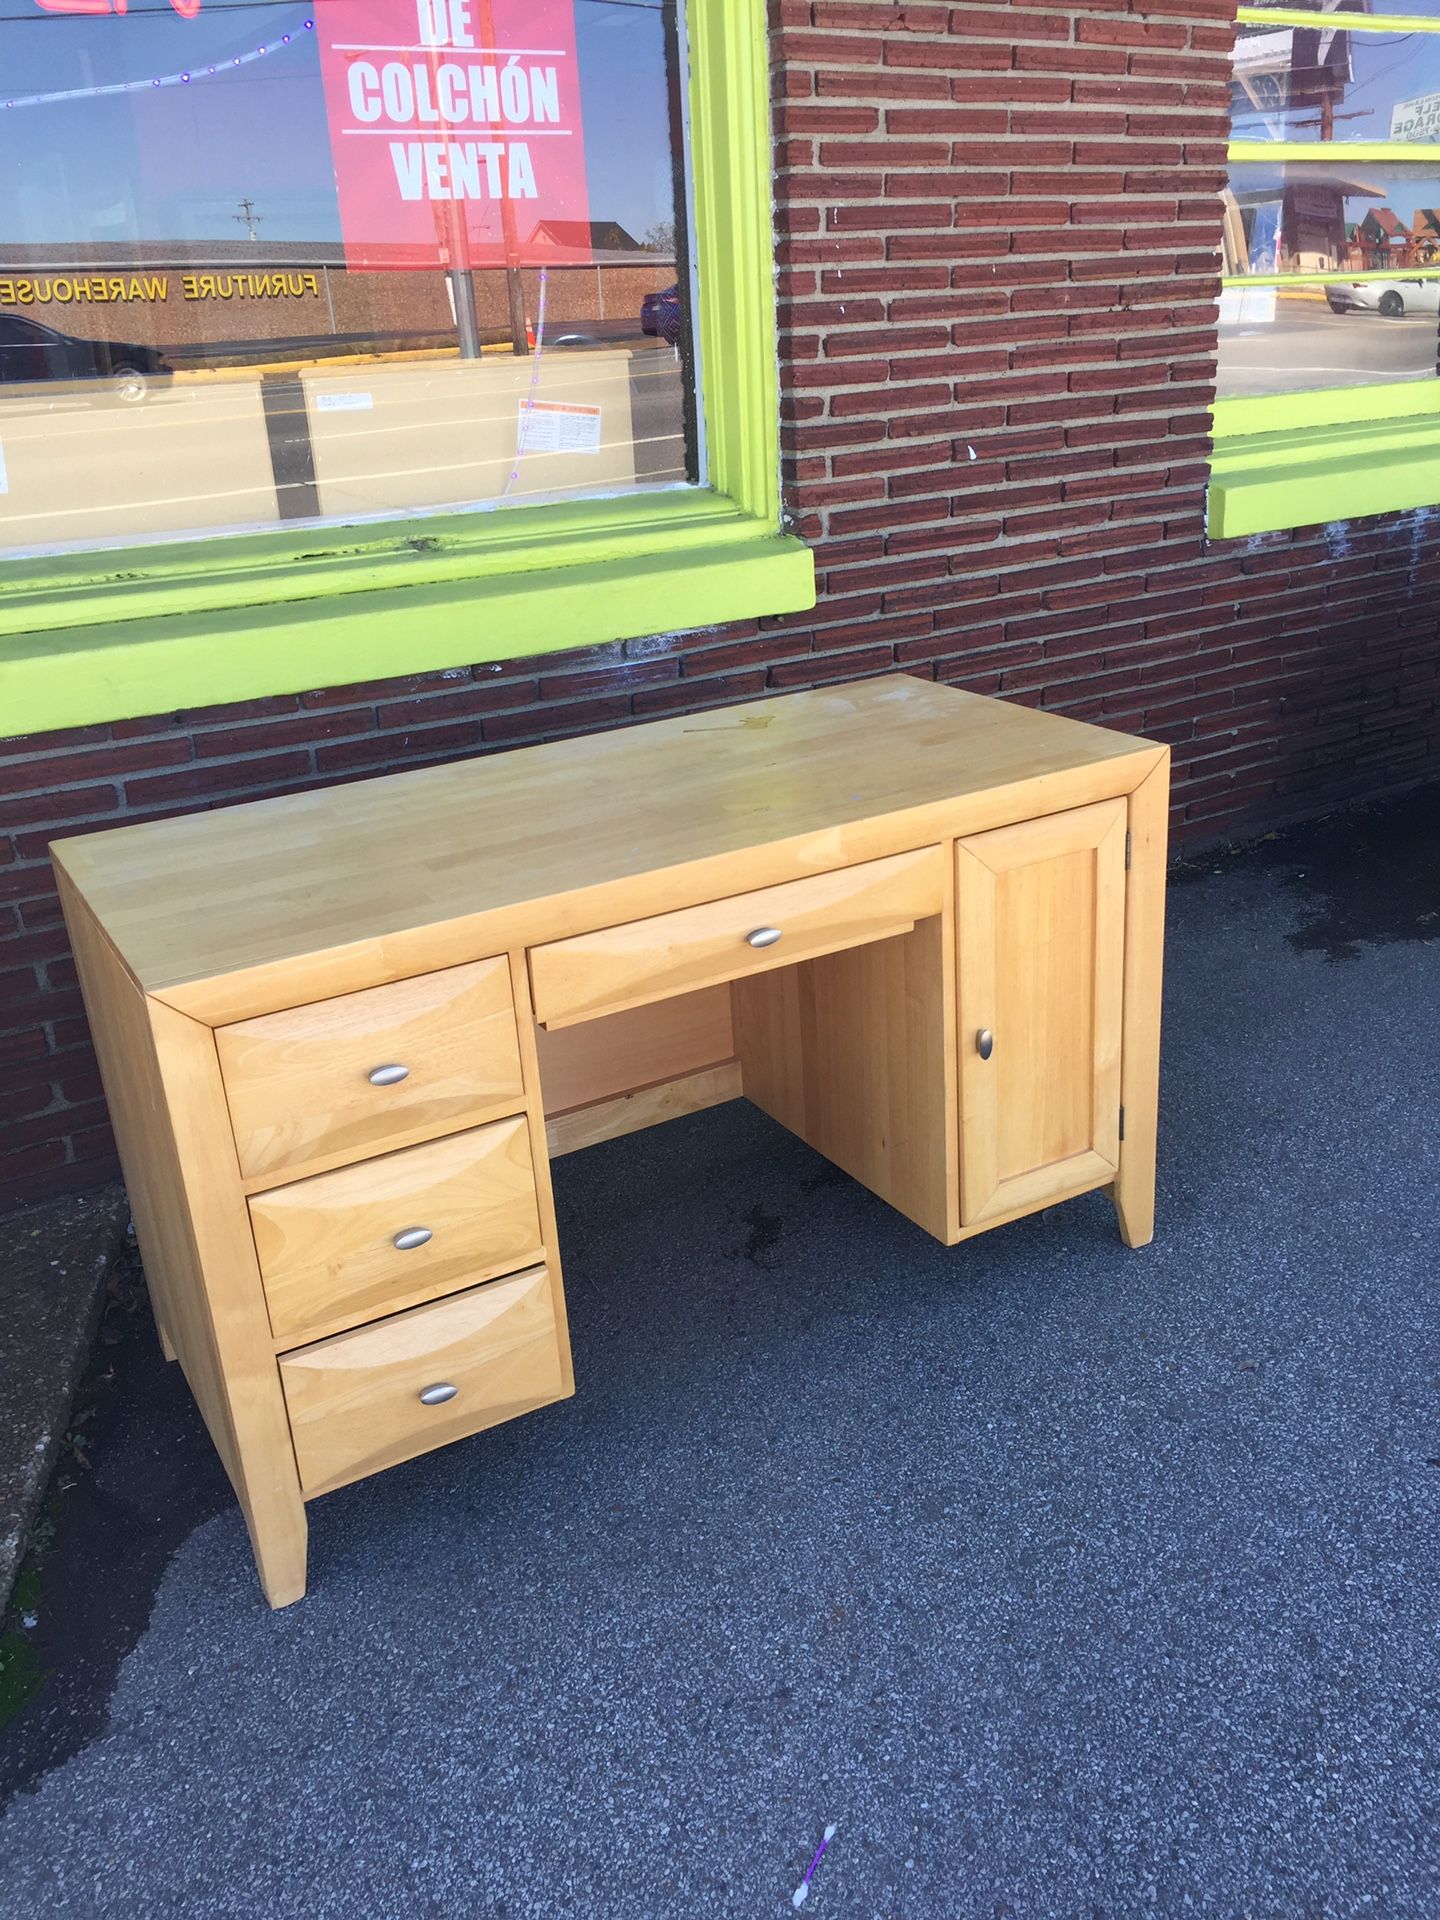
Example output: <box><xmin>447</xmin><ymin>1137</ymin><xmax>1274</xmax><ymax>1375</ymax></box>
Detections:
<box><xmin>955</xmin><ymin>797</ymin><xmax>1127</xmax><ymax>1227</ymax></box>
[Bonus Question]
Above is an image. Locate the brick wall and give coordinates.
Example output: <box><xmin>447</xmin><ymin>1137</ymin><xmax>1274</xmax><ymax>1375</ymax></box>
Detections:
<box><xmin>3</xmin><ymin>0</ymin><xmax>1440</xmax><ymax>1212</ymax></box>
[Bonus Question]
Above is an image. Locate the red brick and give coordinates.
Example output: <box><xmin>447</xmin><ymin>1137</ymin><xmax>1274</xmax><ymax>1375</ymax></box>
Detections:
<box><xmin>3</xmin><ymin>7</ymin><xmax>1440</xmax><ymax>1204</ymax></box>
<box><xmin>122</xmin><ymin>751</ymin><xmax>315</xmax><ymax>810</ymax></box>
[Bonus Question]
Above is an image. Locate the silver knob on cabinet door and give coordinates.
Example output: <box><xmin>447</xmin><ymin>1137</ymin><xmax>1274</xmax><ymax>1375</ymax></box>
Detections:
<box><xmin>392</xmin><ymin>1227</ymin><xmax>433</xmax><ymax>1251</ymax></box>
<box><xmin>746</xmin><ymin>926</ymin><xmax>783</xmax><ymax>949</ymax></box>
<box><xmin>418</xmin><ymin>1383</ymin><xmax>458</xmax><ymax>1406</ymax></box>
<box><xmin>368</xmin><ymin>1063</ymin><xmax>410</xmax><ymax>1087</ymax></box>
<box><xmin>976</xmin><ymin>1028</ymin><xmax>995</xmax><ymax>1061</ymax></box>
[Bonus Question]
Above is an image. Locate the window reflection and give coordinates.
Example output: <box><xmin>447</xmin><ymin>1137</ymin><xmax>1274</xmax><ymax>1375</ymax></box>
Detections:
<box><xmin>1223</xmin><ymin>163</ymin><xmax>1440</xmax><ymax>274</ymax></box>
<box><xmin>1241</xmin><ymin>0</ymin><xmax>1440</xmax><ymax>17</ymax></box>
<box><xmin>0</xmin><ymin>0</ymin><xmax>698</xmax><ymax>558</ymax></box>
<box><xmin>1232</xmin><ymin>18</ymin><xmax>1440</xmax><ymax>146</ymax></box>
<box><xmin>1216</xmin><ymin>283</ymin><xmax>1440</xmax><ymax>397</ymax></box>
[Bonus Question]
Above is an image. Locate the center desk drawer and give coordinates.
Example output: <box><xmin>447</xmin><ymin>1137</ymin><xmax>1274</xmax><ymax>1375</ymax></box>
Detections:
<box><xmin>217</xmin><ymin>957</ymin><xmax>525</xmax><ymax>1181</ymax></box>
<box><xmin>529</xmin><ymin>846</ymin><xmax>944</xmax><ymax>1028</ymax></box>
<box><xmin>278</xmin><ymin>1266</ymin><xmax>568</xmax><ymax>1499</ymax></box>
<box><xmin>250</xmin><ymin>1118</ymin><xmax>544</xmax><ymax>1344</ymax></box>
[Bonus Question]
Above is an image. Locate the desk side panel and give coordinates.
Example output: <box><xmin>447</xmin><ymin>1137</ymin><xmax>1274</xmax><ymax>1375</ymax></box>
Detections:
<box><xmin>58</xmin><ymin>874</ymin><xmax>308</xmax><ymax>1604</ymax></box>
<box><xmin>58</xmin><ymin>874</ymin><xmax>241</xmax><ymax>1477</ymax></box>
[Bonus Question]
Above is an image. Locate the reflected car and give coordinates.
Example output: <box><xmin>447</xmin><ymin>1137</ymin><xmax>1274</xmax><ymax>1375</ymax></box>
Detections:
<box><xmin>548</xmin><ymin>319</ymin><xmax>649</xmax><ymax>349</ymax></box>
<box><xmin>640</xmin><ymin>283</ymin><xmax>682</xmax><ymax>346</ymax></box>
<box><xmin>1325</xmin><ymin>279</ymin><xmax>1440</xmax><ymax>319</ymax></box>
<box><xmin>0</xmin><ymin>312</ymin><xmax>170</xmax><ymax>400</ymax></box>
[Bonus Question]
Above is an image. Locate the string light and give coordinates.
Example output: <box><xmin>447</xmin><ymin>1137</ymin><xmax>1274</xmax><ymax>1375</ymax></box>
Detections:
<box><xmin>2</xmin><ymin>16</ymin><xmax>311</xmax><ymax>108</ymax></box>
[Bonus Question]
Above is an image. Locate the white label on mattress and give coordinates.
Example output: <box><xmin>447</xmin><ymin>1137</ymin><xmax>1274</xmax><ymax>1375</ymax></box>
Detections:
<box><xmin>517</xmin><ymin>400</ymin><xmax>602</xmax><ymax>455</ymax></box>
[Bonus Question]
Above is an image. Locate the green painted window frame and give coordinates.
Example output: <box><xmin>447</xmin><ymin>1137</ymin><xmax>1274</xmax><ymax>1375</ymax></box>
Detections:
<box><xmin>1210</xmin><ymin>10</ymin><xmax>1440</xmax><ymax>538</ymax></box>
<box><xmin>0</xmin><ymin>0</ymin><xmax>813</xmax><ymax>738</ymax></box>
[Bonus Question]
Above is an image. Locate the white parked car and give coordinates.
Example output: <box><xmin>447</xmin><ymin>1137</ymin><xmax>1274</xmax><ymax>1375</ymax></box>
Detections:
<box><xmin>1325</xmin><ymin>279</ymin><xmax>1440</xmax><ymax>318</ymax></box>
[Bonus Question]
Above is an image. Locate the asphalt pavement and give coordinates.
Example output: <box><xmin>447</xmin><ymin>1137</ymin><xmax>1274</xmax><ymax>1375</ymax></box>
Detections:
<box><xmin>1</xmin><ymin>784</ymin><xmax>1438</xmax><ymax>1918</ymax></box>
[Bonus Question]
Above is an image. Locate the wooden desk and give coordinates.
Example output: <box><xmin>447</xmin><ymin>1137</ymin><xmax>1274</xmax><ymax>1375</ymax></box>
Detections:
<box><xmin>53</xmin><ymin>678</ymin><xmax>1169</xmax><ymax>1606</ymax></box>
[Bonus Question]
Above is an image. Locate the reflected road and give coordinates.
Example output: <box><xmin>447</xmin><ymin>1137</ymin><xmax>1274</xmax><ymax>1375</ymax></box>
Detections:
<box><xmin>1219</xmin><ymin>298</ymin><xmax>1440</xmax><ymax>399</ymax></box>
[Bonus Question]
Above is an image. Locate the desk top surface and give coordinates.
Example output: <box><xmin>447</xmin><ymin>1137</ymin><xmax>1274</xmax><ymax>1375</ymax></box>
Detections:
<box><xmin>55</xmin><ymin>676</ymin><xmax>1160</xmax><ymax>1006</ymax></box>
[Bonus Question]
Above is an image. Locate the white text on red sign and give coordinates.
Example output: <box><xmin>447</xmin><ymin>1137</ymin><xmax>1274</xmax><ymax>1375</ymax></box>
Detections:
<box><xmin>342</xmin><ymin>0</ymin><xmax>568</xmax><ymax>205</ymax></box>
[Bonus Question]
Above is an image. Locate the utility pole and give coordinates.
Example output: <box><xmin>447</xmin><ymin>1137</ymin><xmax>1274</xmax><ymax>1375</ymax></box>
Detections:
<box><xmin>234</xmin><ymin>197</ymin><xmax>263</xmax><ymax>242</ymax></box>
<box><xmin>476</xmin><ymin>0</ymin><xmax>531</xmax><ymax>356</ymax></box>
<box><xmin>417</xmin><ymin>47</ymin><xmax>481</xmax><ymax>357</ymax></box>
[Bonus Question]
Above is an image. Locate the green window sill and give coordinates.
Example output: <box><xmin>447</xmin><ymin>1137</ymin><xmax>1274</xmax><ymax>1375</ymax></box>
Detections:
<box><xmin>1208</xmin><ymin>387</ymin><xmax>1440</xmax><ymax>540</ymax></box>
<box><xmin>0</xmin><ymin>498</ymin><xmax>815</xmax><ymax>735</ymax></box>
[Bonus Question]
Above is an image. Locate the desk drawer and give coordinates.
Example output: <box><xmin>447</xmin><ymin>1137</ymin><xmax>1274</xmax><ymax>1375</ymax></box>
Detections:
<box><xmin>278</xmin><ymin>1265</ymin><xmax>568</xmax><ymax>1498</ymax></box>
<box><xmin>250</xmin><ymin>1118</ymin><xmax>544</xmax><ymax>1343</ymax></box>
<box><xmin>529</xmin><ymin>846</ymin><xmax>944</xmax><ymax>1028</ymax></box>
<box><xmin>218</xmin><ymin>958</ymin><xmax>525</xmax><ymax>1182</ymax></box>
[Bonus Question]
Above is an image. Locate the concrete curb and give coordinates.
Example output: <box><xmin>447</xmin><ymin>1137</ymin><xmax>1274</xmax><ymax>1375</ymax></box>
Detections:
<box><xmin>0</xmin><ymin>1184</ymin><xmax>131</xmax><ymax>1616</ymax></box>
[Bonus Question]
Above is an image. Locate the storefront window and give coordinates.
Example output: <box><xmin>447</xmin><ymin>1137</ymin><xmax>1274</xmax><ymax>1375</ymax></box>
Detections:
<box><xmin>1218</xmin><ymin>6</ymin><xmax>1440</xmax><ymax>403</ymax></box>
<box><xmin>1210</xmin><ymin>3</ymin><xmax>1440</xmax><ymax>535</ymax></box>
<box><xmin>1230</xmin><ymin>24</ymin><xmax>1440</xmax><ymax>144</ymax></box>
<box><xmin>0</xmin><ymin>0</ymin><xmax>697</xmax><ymax>557</ymax></box>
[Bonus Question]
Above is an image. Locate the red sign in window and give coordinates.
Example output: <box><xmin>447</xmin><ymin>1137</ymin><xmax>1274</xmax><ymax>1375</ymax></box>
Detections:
<box><xmin>32</xmin><ymin>0</ymin><xmax>201</xmax><ymax>14</ymax></box>
<box><xmin>317</xmin><ymin>0</ymin><xmax>592</xmax><ymax>271</ymax></box>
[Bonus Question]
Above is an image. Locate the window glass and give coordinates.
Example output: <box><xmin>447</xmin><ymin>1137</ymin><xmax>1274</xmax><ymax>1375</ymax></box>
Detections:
<box><xmin>1218</xmin><ymin>163</ymin><xmax>1440</xmax><ymax>397</ymax></box>
<box><xmin>1223</xmin><ymin>161</ymin><xmax>1440</xmax><ymax>273</ymax></box>
<box><xmin>1240</xmin><ymin>0</ymin><xmax>1440</xmax><ymax>17</ymax></box>
<box><xmin>1216</xmin><ymin>282</ymin><xmax>1440</xmax><ymax>396</ymax></box>
<box><xmin>1231</xmin><ymin>23</ymin><xmax>1440</xmax><ymax>144</ymax></box>
<box><xmin>0</xmin><ymin>0</ymin><xmax>697</xmax><ymax>559</ymax></box>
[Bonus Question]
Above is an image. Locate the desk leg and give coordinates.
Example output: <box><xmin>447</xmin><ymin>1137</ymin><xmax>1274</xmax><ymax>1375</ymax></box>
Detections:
<box><xmin>146</xmin><ymin>1000</ymin><xmax>313</xmax><ymax>1609</ymax></box>
<box><xmin>508</xmin><ymin>951</ymin><xmax>576</xmax><ymax>1398</ymax></box>
<box><xmin>154</xmin><ymin>1308</ymin><xmax>177</xmax><ymax>1363</ymax></box>
<box><xmin>1114</xmin><ymin>753</ymin><xmax>1169</xmax><ymax>1249</ymax></box>
<box><xmin>245</xmin><ymin>1497</ymin><xmax>309</xmax><ymax>1611</ymax></box>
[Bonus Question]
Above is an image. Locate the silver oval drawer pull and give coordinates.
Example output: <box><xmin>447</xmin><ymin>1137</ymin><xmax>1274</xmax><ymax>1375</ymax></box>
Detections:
<box><xmin>418</xmin><ymin>1383</ymin><xmax>458</xmax><ymax>1407</ymax></box>
<box><xmin>976</xmin><ymin>1027</ymin><xmax>995</xmax><ymax>1061</ymax></box>
<box><xmin>746</xmin><ymin>926</ymin><xmax>783</xmax><ymax>950</ymax></box>
<box><xmin>367</xmin><ymin>1063</ymin><xmax>410</xmax><ymax>1087</ymax></box>
<box><xmin>392</xmin><ymin>1226</ymin><xmax>433</xmax><ymax>1251</ymax></box>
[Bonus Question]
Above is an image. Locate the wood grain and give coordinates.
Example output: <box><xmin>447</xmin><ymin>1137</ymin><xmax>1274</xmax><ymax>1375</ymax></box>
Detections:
<box><xmin>529</xmin><ymin>845</ymin><xmax>943</xmax><ymax>1028</ymax></box>
<box><xmin>50</xmin><ymin>677</ymin><xmax>1162</xmax><ymax>1026</ymax></box>
<box><xmin>733</xmin><ymin>910</ymin><xmax>958</xmax><ymax>1243</ymax></box>
<box><xmin>956</xmin><ymin>797</ymin><xmax>1127</xmax><ymax>1229</ymax></box>
<box><xmin>217</xmin><ymin>958</ymin><xmax>525</xmax><ymax>1182</ymax></box>
<box><xmin>279</xmin><ymin>1266</ymin><xmax>568</xmax><ymax>1499</ymax></box>
<box><xmin>1114</xmin><ymin>752</ymin><xmax>1171</xmax><ymax>1249</ymax></box>
<box><xmin>56</xmin><ymin>684</ymin><xmax>1169</xmax><ymax>1610</ymax></box>
<box><xmin>545</xmin><ymin>1060</ymin><xmax>743</xmax><ymax>1158</ymax></box>
<box><xmin>58</xmin><ymin>871</ymin><xmax>308</xmax><ymax>1608</ymax></box>
<box><xmin>251</xmin><ymin>1118</ymin><xmax>544</xmax><ymax>1345</ymax></box>
<box><xmin>533</xmin><ymin>986</ymin><xmax>734</xmax><ymax>1116</ymax></box>
<box><xmin>505</xmin><ymin>952</ymin><xmax>575</xmax><ymax>1398</ymax></box>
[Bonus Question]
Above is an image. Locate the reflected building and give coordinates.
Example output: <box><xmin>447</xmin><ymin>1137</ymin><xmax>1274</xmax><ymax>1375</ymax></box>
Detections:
<box><xmin>0</xmin><ymin>237</ymin><xmax>675</xmax><ymax>364</ymax></box>
<box><xmin>1354</xmin><ymin>204</ymin><xmax>1414</xmax><ymax>267</ymax></box>
<box><xmin>1410</xmin><ymin>208</ymin><xmax>1440</xmax><ymax>261</ymax></box>
<box><xmin>1221</xmin><ymin>169</ymin><xmax>1391</xmax><ymax>276</ymax></box>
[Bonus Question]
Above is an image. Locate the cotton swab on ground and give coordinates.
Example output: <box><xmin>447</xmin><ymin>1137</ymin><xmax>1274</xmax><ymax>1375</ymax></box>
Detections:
<box><xmin>792</xmin><ymin>1824</ymin><xmax>838</xmax><ymax>1908</ymax></box>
